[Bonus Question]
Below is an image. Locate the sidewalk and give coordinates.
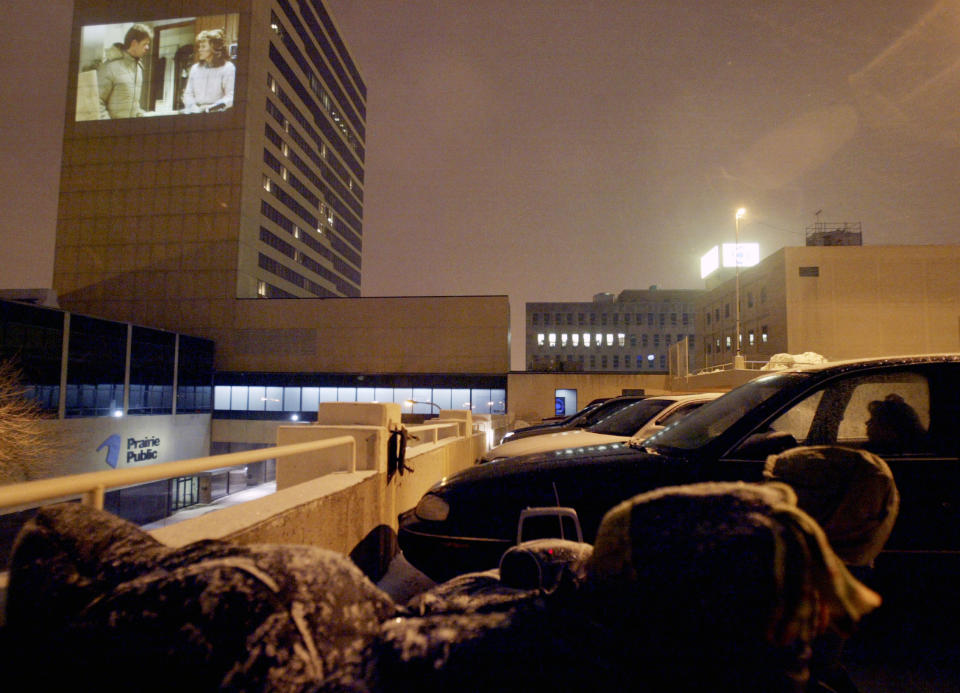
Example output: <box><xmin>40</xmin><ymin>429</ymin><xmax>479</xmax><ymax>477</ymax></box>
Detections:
<box><xmin>140</xmin><ymin>481</ymin><xmax>277</xmax><ymax>531</ymax></box>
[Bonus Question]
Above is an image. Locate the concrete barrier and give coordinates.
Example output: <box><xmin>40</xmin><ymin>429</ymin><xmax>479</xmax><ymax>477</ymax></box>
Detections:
<box><xmin>149</xmin><ymin>403</ymin><xmax>484</xmax><ymax>580</ymax></box>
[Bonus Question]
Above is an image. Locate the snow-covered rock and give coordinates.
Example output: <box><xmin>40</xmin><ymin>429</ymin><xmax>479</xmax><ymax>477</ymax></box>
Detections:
<box><xmin>761</xmin><ymin>351</ymin><xmax>828</xmax><ymax>370</ymax></box>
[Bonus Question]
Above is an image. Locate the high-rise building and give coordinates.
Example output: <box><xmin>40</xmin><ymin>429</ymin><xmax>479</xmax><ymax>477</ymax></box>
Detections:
<box><xmin>55</xmin><ymin>1</ymin><xmax>366</xmax><ymax>338</ymax></box>
<box><xmin>526</xmin><ymin>288</ymin><xmax>704</xmax><ymax>373</ymax></box>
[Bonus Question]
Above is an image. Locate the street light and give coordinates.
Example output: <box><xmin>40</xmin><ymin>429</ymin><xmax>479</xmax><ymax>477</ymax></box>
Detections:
<box><xmin>734</xmin><ymin>207</ymin><xmax>746</xmax><ymax>369</ymax></box>
<box><xmin>404</xmin><ymin>399</ymin><xmax>441</xmax><ymax>414</ymax></box>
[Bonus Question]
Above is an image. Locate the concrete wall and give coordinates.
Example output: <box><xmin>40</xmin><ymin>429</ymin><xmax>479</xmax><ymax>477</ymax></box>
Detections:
<box><xmin>782</xmin><ymin>245</ymin><xmax>960</xmax><ymax>360</ymax></box>
<box><xmin>149</xmin><ymin>403</ymin><xmax>483</xmax><ymax>579</ymax></box>
<box><xmin>506</xmin><ymin>372</ymin><xmax>671</xmax><ymax>424</ymax></box>
<box><xmin>220</xmin><ymin>295</ymin><xmax>510</xmax><ymax>374</ymax></box>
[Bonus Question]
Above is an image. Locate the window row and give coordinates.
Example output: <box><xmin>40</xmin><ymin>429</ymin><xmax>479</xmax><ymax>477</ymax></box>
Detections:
<box><xmin>1</xmin><ymin>302</ymin><xmax>214</xmax><ymax>418</ymax></box>
<box><xmin>704</xmin><ymin>287</ymin><xmax>767</xmax><ymax>326</ymax></box>
<box><xmin>265</xmin><ymin>94</ymin><xmax>363</xmax><ymax>246</ymax></box>
<box><xmin>531</xmin><ymin>353</ymin><xmax>668</xmax><ymax>370</ymax></box>
<box><xmin>703</xmin><ymin>327</ymin><xmax>770</xmax><ymax>354</ymax></box>
<box><xmin>535</xmin><ymin>333</ymin><xmax>694</xmax><ymax>348</ymax></box>
<box><xmin>213</xmin><ymin>385</ymin><xmax>506</xmax><ymax>416</ymax></box>
<box><xmin>532</xmin><ymin>312</ymin><xmax>690</xmax><ymax>327</ymax></box>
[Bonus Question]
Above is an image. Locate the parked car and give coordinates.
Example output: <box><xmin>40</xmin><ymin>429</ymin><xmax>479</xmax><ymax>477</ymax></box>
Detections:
<box><xmin>481</xmin><ymin>393</ymin><xmax>721</xmax><ymax>464</ymax></box>
<box><xmin>497</xmin><ymin>398</ymin><xmax>607</xmax><ymax>444</ymax></box>
<box><xmin>399</xmin><ymin>354</ymin><xmax>960</xmax><ymax>582</ymax></box>
<box><xmin>497</xmin><ymin>395</ymin><xmax>637</xmax><ymax>445</ymax></box>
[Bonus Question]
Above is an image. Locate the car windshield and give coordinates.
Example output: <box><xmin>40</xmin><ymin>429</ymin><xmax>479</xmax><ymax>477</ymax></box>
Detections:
<box><xmin>573</xmin><ymin>398</ymin><xmax>639</xmax><ymax>427</ymax></box>
<box><xmin>586</xmin><ymin>398</ymin><xmax>674</xmax><ymax>436</ymax></box>
<box><xmin>644</xmin><ymin>373</ymin><xmax>810</xmax><ymax>451</ymax></box>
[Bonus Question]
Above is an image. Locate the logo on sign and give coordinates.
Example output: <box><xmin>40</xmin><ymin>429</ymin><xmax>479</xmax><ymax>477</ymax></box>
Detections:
<box><xmin>97</xmin><ymin>434</ymin><xmax>121</xmax><ymax>468</ymax></box>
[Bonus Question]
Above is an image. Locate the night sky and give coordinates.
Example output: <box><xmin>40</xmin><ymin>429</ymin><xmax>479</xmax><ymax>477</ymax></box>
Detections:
<box><xmin>2</xmin><ymin>1</ymin><xmax>957</xmax><ymax>369</ymax></box>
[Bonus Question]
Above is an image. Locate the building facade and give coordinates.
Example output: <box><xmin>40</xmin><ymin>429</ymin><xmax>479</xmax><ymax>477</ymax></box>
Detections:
<box><xmin>55</xmin><ymin>0</ymin><xmax>365</xmax><ymax>338</ymax></box>
<box><xmin>697</xmin><ymin>245</ymin><xmax>960</xmax><ymax>368</ymax></box>
<box><xmin>526</xmin><ymin>289</ymin><xmax>705</xmax><ymax>373</ymax></box>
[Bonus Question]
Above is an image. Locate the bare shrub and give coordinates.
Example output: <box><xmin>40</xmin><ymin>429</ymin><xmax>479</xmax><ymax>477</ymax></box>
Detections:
<box><xmin>0</xmin><ymin>359</ymin><xmax>57</xmax><ymax>484</ymax></box>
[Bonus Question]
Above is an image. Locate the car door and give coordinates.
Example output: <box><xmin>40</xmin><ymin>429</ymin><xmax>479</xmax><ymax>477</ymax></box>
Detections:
<box><xmin>718</xmin><ymin>364</ymin><xmax>960</xmax><ymax>561</ymax></box>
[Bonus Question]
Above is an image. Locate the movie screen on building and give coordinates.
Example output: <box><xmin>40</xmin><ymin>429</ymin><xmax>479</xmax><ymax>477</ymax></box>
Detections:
<box><xmin>75</xmin><ymin>14</ymin><xmax>239</xmax><ymax>122</ymax></box>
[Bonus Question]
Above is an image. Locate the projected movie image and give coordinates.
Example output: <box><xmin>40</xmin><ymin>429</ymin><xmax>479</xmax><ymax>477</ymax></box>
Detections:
<box><xmin>76</xmin><ymin>14</ymin><xmax>239</xmax><ymax>121</ymax></box>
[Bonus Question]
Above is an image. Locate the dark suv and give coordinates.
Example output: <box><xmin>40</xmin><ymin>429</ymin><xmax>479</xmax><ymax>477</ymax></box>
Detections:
<box><xmin>399</xmin><ymin>354</ymin><xmax>960</xmax><ymax>581</ymax></box>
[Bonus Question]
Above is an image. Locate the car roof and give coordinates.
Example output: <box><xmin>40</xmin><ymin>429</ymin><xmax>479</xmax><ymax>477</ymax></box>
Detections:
<box><xmin>755</xmin><ymin>353</ymin><xmax>960</xmax><ymax>377</ymax></box>
<box><xmin>645</xmin><ymin>392</ymin><xmax>724</xmax><ymax>403</ymax></box>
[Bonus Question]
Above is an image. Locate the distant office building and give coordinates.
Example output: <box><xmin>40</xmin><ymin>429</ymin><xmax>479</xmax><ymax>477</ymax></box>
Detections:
<box><xmin>56</xmin><ymin>0</ymin><xmax>366</xmax><ymax>335</ymax></box>
<box><xmin>526</xmin><ymin>288</ymin><xmax>705</xmax><ymax>373</ymax></box>
<box><xmin>696</xmin><ymin>244</ymin><xmax>960</xmax><ymax>369</ymax></box>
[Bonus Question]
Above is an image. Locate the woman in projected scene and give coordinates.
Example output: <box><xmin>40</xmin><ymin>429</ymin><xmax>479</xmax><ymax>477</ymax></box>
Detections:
<box><xmin>182</xmin><ymin>29</ymin><xmax>235</xmax><ymax>113</ymax></box>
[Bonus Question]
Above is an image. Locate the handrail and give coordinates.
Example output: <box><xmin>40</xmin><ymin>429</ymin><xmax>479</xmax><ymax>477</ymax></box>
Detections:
<box><xmin>0</xmin><ymin>436</ymin><xmax>357</xmax><ymax>514</ymax></box>
<box><xmin>405</xmin><ymin>421</ymin><xmax>462</xmax><ymax>444</ymax></box>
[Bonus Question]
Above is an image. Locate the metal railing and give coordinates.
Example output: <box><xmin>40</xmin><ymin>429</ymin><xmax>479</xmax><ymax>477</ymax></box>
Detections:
<box><xmin>0</xmin><ymin>436</ymin><xmax>356</xmax><ymax>514</ymax></box>
<box><xmin>690</xmin><ymin>359</ymin><xmax>770</xmax><ymax>376</ymax></box>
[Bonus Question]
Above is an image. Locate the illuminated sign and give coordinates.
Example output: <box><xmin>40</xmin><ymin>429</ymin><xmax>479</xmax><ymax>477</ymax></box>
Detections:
<box><xmin>701</xmin><ymin>243</ymin><xmax>760</xmax><ymax>278</ymax></box>
<box><xmin>700</xmin><ymin>246</ymin><xmax>720</xmax><ymax>278</ymax></box>
<box><xmin>76</xmin><ymin>15</ymin><xmax>239</xmax><ymax>122</ymax></box>
<box><xmin>722</xmin><ymin>243</ymin><xmax>760</xmax><ymax>268</ymax></box>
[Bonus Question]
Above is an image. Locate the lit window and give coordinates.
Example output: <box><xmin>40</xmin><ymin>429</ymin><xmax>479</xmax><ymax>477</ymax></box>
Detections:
<box><xmin>561</xmin><ymin>333</ymin><xmax>568</xmax><ymax>347</ymax></box>
<box><xmin>583</xmin><ymin>333</ymin><xmax>591</xmax><ymax>347</ymax></box>
<box><xmin>257</xmin><ymin>281</ymin><xmax>267</xmax><ymax>297</ymax></box>
<box><xmin>262</xmin><ymin>175</ymin><xmax>272</xmax><ymax>191</ymax></box>
<box><xmin>281</xmin><ymin>142</ymin><xmax>289</xmax><ymax>157</ymax></box>
<box><xmin>617</xmin><ymin>333</ymin><xmax>625</xmax><ymax>347</ymax></box>
<box><xmin>572</xmin><ymin>333</ymin><xmax>579</xmax><ymax>347</ymax></box>
<box><xmin>267</xmin><ymin>75</ymin><xmax>277</xmax><ymax>93</ymax></box>
<box><xmin>549</xmin><ymin>333</ymin><xmax>557</xmax><ymax>347</ymax></box>
<box><xmin>280</xmin><ymin>166</ymin><xmax>288</xmax><ymax>181</ymax></box>
<box><xmin>321</xmin><ymin>143</ymin><xmax>327</xmax><ymax>159</ymax></box>
<box><xmin>762</xmin><ymin>326</ymin><xmax>769</xmax><ymax>343</ymax></box>
<box><xmin>606</xmin><ymin>334</ymin><xmax>614</xmax><ymax>347</ymax></box>
<box><xmin>327</xmin><ymin>208</ymin><xmax>334</xmax><ymax>225</ymax></box>
<box><xmin>748</xmin><ymin>330</ymin><xmax>755</xmax><ymax>346</ymax></box>
<box><xmin>537</xmin><ymin>333</ymin><xmax>545</xmax><ymax>346</ymax></box>
<box><xmin>725</xmin><ymin>336</ymin><xmax>732</xmax><ymax>349</ymax></box>
<box><xmin>293</xmin><ymin>225</ymin><xmax>301</xmax><ymax>239</ymax></box>
<box><xmin>595</xmin><ymin>333</ymin><xmax>602</xmax><ymax>347</ymax></box>
<box><xmin>647</xmin><ymin>354</ymin><xmax>655</xmax><ymax>362</ymax></box>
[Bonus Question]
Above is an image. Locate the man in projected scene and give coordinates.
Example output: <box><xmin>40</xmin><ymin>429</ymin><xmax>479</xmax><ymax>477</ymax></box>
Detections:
<box><xmin>97</xmin><ymin>24</ymin><xmax>153</xmax><ymax>119</ymax></box>
<box><xmin>182</xmin><ymin>29</ymin><xmax>235</xmax><ymax>113</ymax></box>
